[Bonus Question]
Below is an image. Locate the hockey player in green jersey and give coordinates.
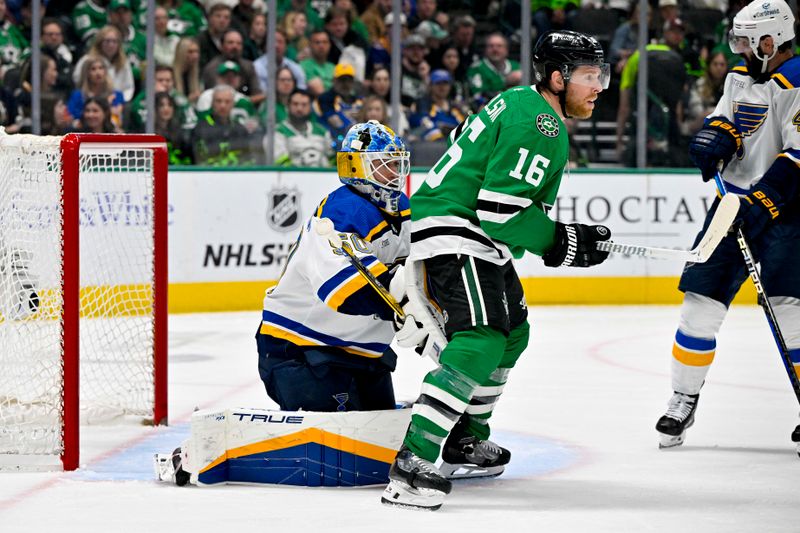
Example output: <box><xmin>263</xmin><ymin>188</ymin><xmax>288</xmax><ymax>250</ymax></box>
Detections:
<box><xmin>381</xmin><ymin>30</ymin><xmax>613</xmax><ymax>511</ymax></box>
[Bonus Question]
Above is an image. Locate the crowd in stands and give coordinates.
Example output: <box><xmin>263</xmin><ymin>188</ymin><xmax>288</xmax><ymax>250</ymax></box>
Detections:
<box><xmin>0</xmin><ymin>0</ymin><xmax>772</xmax><ymax>167</ymax></box>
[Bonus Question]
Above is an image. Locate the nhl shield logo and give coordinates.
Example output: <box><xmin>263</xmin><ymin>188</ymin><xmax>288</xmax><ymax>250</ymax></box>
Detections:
<box><xmin>267</xmin><ymin>187</ymin><xmax>301</xmax><ymax>232</ymax></box>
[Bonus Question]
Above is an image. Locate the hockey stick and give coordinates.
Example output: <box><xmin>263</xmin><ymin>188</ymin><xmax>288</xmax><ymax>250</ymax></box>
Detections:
<box><xmin>314</xmin><ymin>217</ymin><xmax>405</xmax><ymax>318</ymax></box>
<box><xmin>595</xmin><ymin>193</ymin><xmax>739</xmax><ymax>262</ymax></box>
<box><xmin>713</xmin><ymin>172</ymin><xmax>800</xmax><ymax>453</ymax></box>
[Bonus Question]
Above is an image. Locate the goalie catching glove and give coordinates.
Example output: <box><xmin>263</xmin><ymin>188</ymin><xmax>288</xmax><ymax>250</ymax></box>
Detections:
<box><xmin>688</xmin><ymin>117</ymin><xmax>742</xmax><ymax>182</ymax></box>
<box><xmin>543</xmin><ymin>222</ymin><xmax>611</xmax><ymax>267</ymax></box>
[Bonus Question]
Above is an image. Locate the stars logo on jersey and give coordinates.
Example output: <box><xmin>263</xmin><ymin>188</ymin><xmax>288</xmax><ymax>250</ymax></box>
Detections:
<box><xmin>536</xmin><ymin>114</ymin><xmax>559</xmax><ymax>138</ymax></box>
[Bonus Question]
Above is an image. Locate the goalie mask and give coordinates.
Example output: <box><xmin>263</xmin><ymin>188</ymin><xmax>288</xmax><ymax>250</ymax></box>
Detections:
<box><xmin>729</xmin><ymin>0</ymin><xmax>795</xmax><ymax>75</ymax></box>
<box><xmin>337</xmin><ymin>120</ymin><xmax>410</xmax><ymax>213</ymax></box>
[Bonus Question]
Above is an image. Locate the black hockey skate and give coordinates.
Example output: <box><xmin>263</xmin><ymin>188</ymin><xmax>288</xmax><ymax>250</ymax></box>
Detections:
<box><xmin>439</xmin><ymin>434</ymin><xmax>511</xmax><ymax>479</ymax></box>
<box><xmin>792</xmin><ymin>425</ymin><xmax>800</xmax><ymax>458</ymax></box>
<box><xmin>656</xmin><ymin>392</ymin><xmax>700</xmax><ymax>448</ymax></box>
<box><xmin>381</xmin><ymin>447</ymin><xmax>452</xmax><ymax>511</ymax></box>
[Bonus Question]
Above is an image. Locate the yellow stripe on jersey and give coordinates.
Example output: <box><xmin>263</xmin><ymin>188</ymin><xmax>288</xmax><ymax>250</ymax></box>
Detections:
<box><xmin>672</xmin><ymin>343</ymin><xmax>715</xmax><ymax>367</ymax></box>
<box><xmin>364</xmin><ymin>220</ymin><xmax>389</xmax><ymax>242</ymax></box>
<box><xmin>315</xmin><ymin>196</ymin><xmax>329</xmax><ymax>217</ymax></box>
<box><xmin>259</xmin><ymin>323</ymin><xmax>382</xmax><ymax>358</ymax></box>
<box><xmin>732</xmin><ymin>65</ymin><xmax>748</xmax><ymax>74</ymax></box>
<box><xmin>772</xmin><ymin>72</ymin><xmax>794</xmax><ymax>89</ymax></box>
<box><xmin>326</xmin><ymin>261</ymin><xmax>388</xmax><ymax>311</ymax></box>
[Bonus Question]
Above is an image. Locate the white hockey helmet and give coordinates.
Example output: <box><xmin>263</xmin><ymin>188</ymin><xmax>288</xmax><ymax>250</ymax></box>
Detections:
<box><xmin>729</xmin><ymin>0</ymin><xmax>795</xmax><ymax>71</ymax></box>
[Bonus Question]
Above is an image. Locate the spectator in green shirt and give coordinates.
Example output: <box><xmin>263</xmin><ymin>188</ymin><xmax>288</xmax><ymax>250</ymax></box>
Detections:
<box><xmin>466</xmin><ymin>32</ymin><xmax>520</xmax><ymax>106</ymax></box>
<box><xmin>301</xmin><ymin>30</ymin><xmax>335</xmax><ymax>97</ymax></box>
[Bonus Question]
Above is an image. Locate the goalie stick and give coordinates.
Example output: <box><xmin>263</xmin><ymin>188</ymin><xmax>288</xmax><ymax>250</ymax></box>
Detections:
<box><xmin>595</xmin><ymin>193</ymin><xmax>739</xmax><ymax>262</ymax></box>
<box><xmin>713</xmin><ymin>173</ymin><xmax>800</xmax><ymax>456</ymax></box>
<box><xmin>314</xmin><ymin>217</ymin><xmax>405</xmax><ymax>318</ymax></box>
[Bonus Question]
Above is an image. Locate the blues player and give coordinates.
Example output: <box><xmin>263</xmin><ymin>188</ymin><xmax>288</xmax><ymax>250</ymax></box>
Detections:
<box><xmin>656</xmin><ymin>0</ymin><xmax>800</xmax><ymax>448</ymax></box>
<box><xmin>256</xmin><ymin>120</ymin><xmax>417</xmax><ymax>412</ymax></box>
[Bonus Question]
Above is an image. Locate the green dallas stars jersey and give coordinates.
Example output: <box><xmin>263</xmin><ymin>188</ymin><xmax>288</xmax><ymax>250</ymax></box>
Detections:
<box><xmin>410</xmin><ymin>85</ymin><xmax>568</xmax><ymax>265</ymax></box>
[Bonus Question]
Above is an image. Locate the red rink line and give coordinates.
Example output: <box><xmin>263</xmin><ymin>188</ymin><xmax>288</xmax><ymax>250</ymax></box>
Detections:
<box><xmin>586</xmin><ymin>333</ymin><xmax>787</xmax><ymax>393</ymax></box>
<box><xmin>0</xmin><ymin>378</ymin><xmax>260</xmax><ymax>512</ymax></box>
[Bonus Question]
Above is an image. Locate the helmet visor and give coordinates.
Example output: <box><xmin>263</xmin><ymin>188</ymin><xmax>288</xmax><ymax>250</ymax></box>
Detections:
<box><xmin>566</xmin><ymin>63</ymin><xmax>611</xmax><ymax>90</ymax></box>
<box><xmin>728</xmin><ymin>30</ymin><xmax>752</xmax><ymax>54</ymax></box>
<box><xmin>365</xmin><ymin>151</ymin><xmax>410</xmax><ymax>191</ymax></box>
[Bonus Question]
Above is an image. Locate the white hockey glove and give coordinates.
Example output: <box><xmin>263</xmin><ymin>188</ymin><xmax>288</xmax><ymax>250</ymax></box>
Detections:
<box><xmin>389</xmin><ymin>265</ymin><xmax>430</xmax><ymax>350</ymax></box>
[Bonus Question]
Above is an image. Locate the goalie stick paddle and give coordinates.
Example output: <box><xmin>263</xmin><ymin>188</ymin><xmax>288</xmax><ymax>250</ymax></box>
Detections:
<box><xmin>595</xmin><ymin>193</ymin><xmax>739</xmax><ymax>262</ymax></box>
<box><xmin>314</xmin><ymin>217</ymin><xmax>405</xmax><ymax>318</ymax></box>
<box><xmin>713</xmin><ymin>173</ymin><xmax>800</xmax><ymax>413</ymax></box>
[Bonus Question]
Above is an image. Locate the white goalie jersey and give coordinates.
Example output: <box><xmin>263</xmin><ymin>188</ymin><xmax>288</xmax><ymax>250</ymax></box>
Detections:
<box><xmin>714</xmin><ymin>57</ymin><xmax>800</xmax><ymax>192</ymax></box>
<box><xmin>260</xmin><ymin>185</ymin><xmax>410</xmax><ymax>359</ymax></box>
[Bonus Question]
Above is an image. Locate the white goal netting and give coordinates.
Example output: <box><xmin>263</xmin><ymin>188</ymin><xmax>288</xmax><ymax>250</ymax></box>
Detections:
<box><xmin>0</xmin><ymin>132</ymin><xmax>160</xmax><ymax>469</ymax></box>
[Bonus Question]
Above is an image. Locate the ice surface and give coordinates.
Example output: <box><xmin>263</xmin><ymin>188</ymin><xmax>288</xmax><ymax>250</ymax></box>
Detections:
<box><xmin>1</xmin><ymin>307</ymin><xmax>797</xmax><ymax>532</ymax></box>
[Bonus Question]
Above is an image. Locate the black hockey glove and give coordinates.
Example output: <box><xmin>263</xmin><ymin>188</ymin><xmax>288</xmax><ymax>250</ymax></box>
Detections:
<box><xmin>542</xmin><ymin>222</ymin><xmax>611</xmax><ymax>268</ymax></box>
<box><xmin>736</xmin><ymin>183</ymin><xmax>782</xmax><ymax>241</ymax></box>
<box><xmin>688</xmin><ymin>117</ymin><xmax>742</xmax><ymax>182</ymax></box>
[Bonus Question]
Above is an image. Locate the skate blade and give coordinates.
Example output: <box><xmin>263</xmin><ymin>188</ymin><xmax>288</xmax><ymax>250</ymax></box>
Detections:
<box><xmin>657</xmin><ymin>432</ymin><xmax>686</xmax><ymax>449</ymax></box>
<box><xmin>381</xmin><ymin>480</ymin><xmax>445</xmax><ymax>511</ymax></box>
<box><xmin>153</xmin><ymin>453</ymin><xmax>176</xmax><ymax>482</ymax></box>
<box><xmin>439</xmin><ymin>462</ymin><xmax>505</xmax><ymax>479</ymax></box>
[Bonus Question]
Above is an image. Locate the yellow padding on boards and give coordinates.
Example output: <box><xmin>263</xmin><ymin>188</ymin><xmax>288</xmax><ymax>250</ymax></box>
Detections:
<box><xmin>200</xmin><ymin>427</ymin><xmax>398</xmax><ymax>474</ymax></box>
<box><xmin>672</xmin><ymin>344</ymin><xmax>715</xmax><ymax>367</ymax></box>
<box><xmin>168</xmin><ymin>277</ymin><xmax>759</xmax><ymax>313</ymax></box>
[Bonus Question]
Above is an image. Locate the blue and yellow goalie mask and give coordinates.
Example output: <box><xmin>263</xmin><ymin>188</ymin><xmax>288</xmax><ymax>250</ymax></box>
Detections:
<box><xmin>337</xmin><ymin>120</ymin><xmax>410</xmax><ymax>213</ymax></box>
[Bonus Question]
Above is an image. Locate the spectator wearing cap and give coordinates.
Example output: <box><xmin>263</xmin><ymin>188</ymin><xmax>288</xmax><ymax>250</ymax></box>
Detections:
<box><xmin>360</xmin><ymin>0</ymin><xmax>392</xmax><ymax>45</ymax></box>
<box><xmin>196</xmin><ymin>60</ymin><xmax>259</xmax><ymax>131</ymax></box>
<box><xmin>410</xmin><ymin>69</ymin><xmax>467</xmax><ymax>142</ymax></box>
<box><xmin>254</xmin><ymin>30</ymin><xmax>308</xmax><ymax>92</ymax></box>
<box><xmin>271</xmin><ymin>88</ymin><xmax>334</xmax><ymax>167</ymax></box>
<box><xmin>197</xmin><ymin>3</ymin><xmax>232</xmax><ymax>67</ymax></box>
<box><xmin>301</xmin><ymin>30</ymin><xmax>335</xmax><ymax>96</ymax></box>
<box><xmin>314</xmin><ymin>62</ymin><xmax>364</xmax><ymax>144</ymax></box>
<box><xmin>366</xmin><ymin>11</ymin><xmax>407</xmax><ymax>76</ymax></box>
<box><xmin>203</xmin><ymin>28</ymin><xmax>264</xmax><ymax>105</ymax></box>
<box><xmin>431</xmin><ymin>15</ymin><xmax>478</xmax><ymax>82</ymax></box>
<box><xmin>107</xmin><ymin>0</ymin><xmax>147</xmax><ymax>81</ymax></box>
<box><xmin>192</xmin><ymin>84</ymin><xmax>258</xmax><ymax>166</ymax></box>
<box><xmin>654</xmin><ymin>0</ymin><xmax>680</xmax><ymax>39</ymax></box>
<box><xmin>324</xmin><ymin>6</ymin><xmax>368</xmax><ymax>79</ymax></box>
<box><xmin>73</xmin><ymin>0</ymin><xmax>110</xmax><ymax>44</ymax></box>
<box><xmin>663</xmin><ymin>18</ymin><xmax>703</xmax><ymax>78</ymax></box>
<box><xmin>400</xmin><ymin>33</ymin><xmax>430</xmax><ymax>108</ymax></box>
<box><xmin>467</xmin><ymin>32</ymin><xmax>520</xmax><ymax>107</ymax></box>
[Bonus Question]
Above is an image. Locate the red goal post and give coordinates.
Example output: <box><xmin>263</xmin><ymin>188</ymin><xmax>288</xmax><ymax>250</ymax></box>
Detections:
<box><xmin>0</xmin><ymin>132</ymin><xmax>168</xmax><ymax>471</ymax></box>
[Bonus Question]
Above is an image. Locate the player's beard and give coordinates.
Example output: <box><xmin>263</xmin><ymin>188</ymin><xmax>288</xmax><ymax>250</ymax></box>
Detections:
<box><xmin>564</xmin><ymin>89</ymin><xmax>595</xmax><ymax>120</ymax></box>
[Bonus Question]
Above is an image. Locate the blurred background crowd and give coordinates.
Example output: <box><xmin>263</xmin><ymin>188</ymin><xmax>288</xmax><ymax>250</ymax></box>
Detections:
<box><xmin>0</xmin><ymin>0</ymin><xmax>786</xmax><ymax>168</ymax></box>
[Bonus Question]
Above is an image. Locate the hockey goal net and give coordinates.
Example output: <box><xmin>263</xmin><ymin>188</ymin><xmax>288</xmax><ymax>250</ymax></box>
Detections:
<box><xmin>0</xmin><ymin>131</ymin><xmax>168</xmax><ymax>471</ymax></box>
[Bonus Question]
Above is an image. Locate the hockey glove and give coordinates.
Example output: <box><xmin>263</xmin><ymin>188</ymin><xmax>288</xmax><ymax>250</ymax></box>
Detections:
<box><xmin>736</xmin><ymin>183</ymin><xmax>782</xmax><ymax>241</ymax></box>
<box><xmin>688</xmin><ymin>117</ymin><xmax>742</xmax><ymax>182</ymax></box>
<box><xmin>542</xmin><ymin>222</ymin><xmax>611</xmax><ymax>268</ymax></box>
<box><xmin>388</xmin><ymin>265</ymin><xmax>430</xmax><ymax>350</ymax></box>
